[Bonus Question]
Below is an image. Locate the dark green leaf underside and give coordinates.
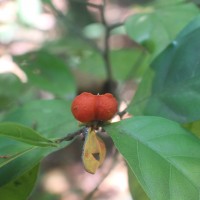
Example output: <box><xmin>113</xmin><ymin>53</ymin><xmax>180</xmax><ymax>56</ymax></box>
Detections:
<box><xmin>129</xmin><ymin>18</ymin><xmax>200</xmax><ymax>123</ymax></box>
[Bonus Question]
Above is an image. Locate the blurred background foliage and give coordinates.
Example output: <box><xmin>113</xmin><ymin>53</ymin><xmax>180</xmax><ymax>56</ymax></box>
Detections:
<box><xmin>0</xmin><ymin>0</ymin><xmax>200</xmax><ymax>199</ymax></box>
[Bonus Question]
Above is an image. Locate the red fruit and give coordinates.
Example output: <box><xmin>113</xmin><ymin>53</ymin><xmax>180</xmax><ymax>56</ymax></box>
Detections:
<box><xmin>71</xmin><ymin>92</ymin><xmax>118</xmax><ymax>123</ymax></box>
<box><xmin>95</xmin><ymin>93</ymin><xmax>118</xmax><ymax>121</ymax></box>
<box><xmin>71</xmin><ymin>92</ymin><xmax>96</xmax><ymax>123</ymax></box>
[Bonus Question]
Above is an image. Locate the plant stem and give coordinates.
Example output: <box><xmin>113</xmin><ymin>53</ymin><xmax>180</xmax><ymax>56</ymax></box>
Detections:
<box><xmin>100</xmin><ymin>0</ymin><xmax>113</xmax><ymax>83</ymax></box>
<box><xmin>72</xmin><ymin>0</ymin><xmax>115</xmax><ymax>90</ymax></box>
<box><xmin>50</xmin><ymin>0</ymin><xmax>120</xmax><ymax>92</ymax></box>
<box><xmin>55</xmin><ymin>127</ymin><xmax>85</xmax><ymax>143</ymax></box>
<box><xmin>108</xmin><ymin>22</ymin><xmax>124</xmax><ymax>31</ymax></box>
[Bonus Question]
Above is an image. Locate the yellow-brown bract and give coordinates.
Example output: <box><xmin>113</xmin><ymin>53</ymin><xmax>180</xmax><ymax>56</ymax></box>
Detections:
<box><xmin>82</xmin><ymin>128</ymin><xmax>106</xmax><ymax>174</ymax></box>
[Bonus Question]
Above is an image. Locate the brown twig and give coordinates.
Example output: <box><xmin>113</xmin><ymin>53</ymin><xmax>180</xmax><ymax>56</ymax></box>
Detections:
<box><xmin>75</xmin><ymin>0</ymin><xmax>116</xmax><ymax>89</ymax></box>
<box><xmin>108</xmin><ymin>22</ymin><xmax>124</xmax><ymax>31</ymax></box>
<box><xmin>100</xmin><ymin>0</ymin><xmax>113</xmax><ymax>84</ymax></box>
<box><xmin>49</xmin><ymin>0</ymin><xmax>121</xmax><ymax>93</ymax></box>
<box><xmin>55</xmin><ymin>127</ymin><xmax>86</xmax><ymax>143</ymax></box>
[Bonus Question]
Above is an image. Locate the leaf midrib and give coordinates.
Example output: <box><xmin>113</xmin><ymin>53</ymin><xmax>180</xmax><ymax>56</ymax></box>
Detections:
<box><xmin>0</xmin><ymin>146</ymin><xmax>37</xmax><ymax>168</ymax></box>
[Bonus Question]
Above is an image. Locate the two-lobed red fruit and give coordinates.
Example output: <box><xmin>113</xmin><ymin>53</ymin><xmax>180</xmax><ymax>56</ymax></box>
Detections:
<box><xmin>71</xmin><ymin>92</ymin><xmax>118</xmax><ymax>123</ymax></box>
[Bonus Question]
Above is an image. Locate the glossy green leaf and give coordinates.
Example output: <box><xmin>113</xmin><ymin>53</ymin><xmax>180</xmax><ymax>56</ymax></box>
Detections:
<box><xmin>14</xmin><ymin>50</ymin><xmax>75</xmax><ymax>97</ymax></box>
<box><xmin>129</xmin><ymin>22</ymin><xmax>200</xmax><ymax>123</ymax></box>
<box><xmin>106</xmin><ymin>117</ymin><xmax>200</xmax><ymax>200</ymax></box>
<box><xmin>0</xmin><ymin>122</ymin><xmax>56</xmax><ymax>147</ymax></box>
<box><xmin>0</xmin><ymin>164</ymin><xmax>39</xmax><ymax>200</ymax></box>
<box><xmin>125</xmin><ymin>3</ymin><xmax>199</xmax><ymax>57</ymax></box>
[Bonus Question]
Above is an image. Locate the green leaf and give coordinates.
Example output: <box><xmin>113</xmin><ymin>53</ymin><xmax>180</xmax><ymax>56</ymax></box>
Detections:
<box><xmin>176</xmin><ymin>15</ymin><xmax>200</xmax><ymax>39</ymax></box>
<box><xmin>111</xmin><ymin>49</ymin><xmax>149</xmax><ymax>80</ymax></box>
<box><xmin>0</xmin><ymin>99</ymin><xmax>77</xmax><ymax>187</ymax></box>
<box><xmin>0</xmin><ymin>122</ymin><xmax>56</xmax><ymax>147</ymax></box>
<box><xmin>125</xmin><ymin>3</ymin><xmax>199</xmax><ymax>57</ymax></box>
<box><xmin>0</xmin><ymin>99</ymin><xmax>78</xmax><ymax>184</ymax></box>
<box><xmin>128</xmin><ymin>167</ymin><xmax>150</xmax><ymax>200</ymax></box>
<box><xmin>0</xmin><ymin>146</ymin><xmax>35</xmax><ymax>168</ymax></box>
<box><xmin>0</xmin><ymin>164</ymin><xmax>39</xmax><ymax>200</ymax></box>
<box><xmin>41</xmin><ymin>0</ymin><xmax>51</xmax><ymax>4</ymax></box>
<box><xmin>183</xmin><ymin>120</ymin><xmax>200</xmax><ymax>138</ymax></box>
<box><xmin>3</xmin><ymin>99</ymin><xmax>78</xmax><ymax>138</ymax></box>
<box><xmin>153</xmin><ymin>0</ymin><xmax>186</xmax><ymax>7</ymax></box>
<box><xmin>0</xmin><ymin>99</ymin><xmax>78</xmax><ymax>186</ymax></box>
<box><xmin>105</xmin><ymin>117</ymin><xmax>200</xmax><ymax>200</ymax></box>
<box><xmin>0</xmin><ymin>140</ymin><xmax>52</xmax><ymax>187</ymax></box>
<box><xmin>14</xmin><ymin>50</ymin><xmax>75</xmax><ymax>97</ymax></box>
<box><xmin>0</xmin><ymin>146</ymin><xmax>37</xmax><ymax>187</ymax></box>
<box><xmin>44</xmin><ymin>37</ymin><xmax>94</xmax><ymax>57</ymax></box>
<box><xmin>0</xmin><ymin>74</ymin><xmax>24</xmax><ymax>111</ymax></box>
<box><xmin>129</xmin><ymin>21</ymin><xmax>200</xmax><ymax>123</ymax></box>
<box><xmin>79</xmin><ymin>48</ymin><xmax>149</xmax><ymax>80</ymax></box>
<box><xmin>128</xmin><ymin>67</ymin><xmax>155</xmax><ymax>116</ymax></box>
<box><xmin>83</xmin><ymin>23</ymin><xmax>105</xmax><ymax>39</ymax></box>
